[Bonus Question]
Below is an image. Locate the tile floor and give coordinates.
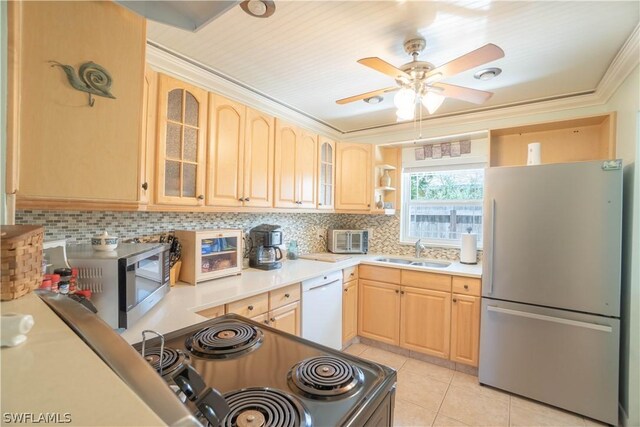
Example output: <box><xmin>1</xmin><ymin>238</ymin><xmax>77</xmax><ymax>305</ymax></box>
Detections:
<box><xmin>344</xmin><ymin>343</ymin><xmax>607</xmax><ymax>427</ymax></box>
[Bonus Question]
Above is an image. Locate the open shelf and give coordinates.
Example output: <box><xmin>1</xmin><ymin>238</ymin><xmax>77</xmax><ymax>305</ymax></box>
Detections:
<box><xmin>375</xmin><ymin>164</ymin><xmax>397</xmax><ymax>170</ymax></box>
<box><xmin>201</xmin><ymin>249</ymin><xmax>238</xmax><ymax>256</ymax></box>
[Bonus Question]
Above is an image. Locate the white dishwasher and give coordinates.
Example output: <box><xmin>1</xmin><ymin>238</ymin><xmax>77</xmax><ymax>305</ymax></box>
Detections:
<box><xmin>301</xmin><ymin>271</ymin><xmax>343</xmax><ymax>350</ymax></box>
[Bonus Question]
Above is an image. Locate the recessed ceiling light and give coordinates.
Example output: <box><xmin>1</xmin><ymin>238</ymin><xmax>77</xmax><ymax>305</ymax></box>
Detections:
<box><xmin>474</xmin><ymin>67</ymin><xmax>502</xmax><ymax>81</ymax></box>
<box><xmin>240</xmin><ymin>0</ymin><xmax>275</xmax><ymax>18</ymax></box>
<box><xmin>364</xmin><ymin>96</ymin><xmax>383</xmax><ymax>104</ymax></box>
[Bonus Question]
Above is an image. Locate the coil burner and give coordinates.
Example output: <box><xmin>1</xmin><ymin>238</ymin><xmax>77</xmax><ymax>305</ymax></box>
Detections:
<box><xmin>142</xmin><ymin>347</ymin><xmax>188</xmax><ymax>377</ymax></box>
<box><xmin>221</xmin><ymin>388</ymin><xmax>311</xmax><ymax>427</ymax></box>
<box><xmin>288</xmin><ymin>356</ymin><xmax>364</xmax><ymax>398</ymax></box>
<box><xmin>186</xmin><ymin>322</ymin><xmax>264</xmax><ymax>358</ymax></box>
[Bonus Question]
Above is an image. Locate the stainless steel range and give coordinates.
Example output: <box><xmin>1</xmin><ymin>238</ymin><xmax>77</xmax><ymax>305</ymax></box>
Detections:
<box><xmin>133</xmin><ymin>314</ymin><xmax>397</xmax><ymax>427</ymax></box>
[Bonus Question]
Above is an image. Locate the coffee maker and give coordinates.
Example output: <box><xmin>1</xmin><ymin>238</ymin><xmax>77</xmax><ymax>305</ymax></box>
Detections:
<box><xmin>249</xmin><ymin>224</ymin><xmax>283</xmax><ymax>270</ymax></box>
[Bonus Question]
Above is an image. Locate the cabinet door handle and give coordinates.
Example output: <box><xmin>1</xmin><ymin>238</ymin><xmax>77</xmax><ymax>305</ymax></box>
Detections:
<box><xmin>400</xmin><ymin>290</ymin><xmax>405</xmax><ymax>295</ymax></box>
<box><xmin>367</xmin><ymin>204</ymin><xmax>370</xmax><ymax>207</ymax></box>
<box><xmin>395</xmin><ymin>289</ymin><xmax>399</xmax><ymax>294</ymax></box>
<box><xmin>238</xmin><ymin>198</ymin><xmax>244</xmax><ymax>201</ymax></box>
<box><xmin>248</xmin><ymin>305</ymin><xmax>254</xmax><ymax>311</ymax></box>
<box><xmin>344</xmin><ymin>288</ymin><xmax>348</xmax><ymax>293</ymax></box>
<box><xmin>284</xmin><ymin>293</ymin><xmax>290</xmax><ymax>298</ymax></box>
<box><xmin>263</xmin><ymin>320</ymin><xmax>269</xmax><ymax>325</ymax></box>
<box><xmin>141</xmin><ymin>182</ymin><xmax>148</xmax><ymax>190</ymax></box>
<box><xmin>244</xmin><ymin>198</ymin><xmax>250</xmax><ymax>202</ymax></box>
<box><xmin>270</xmin><ymin>317</ymin><xmax>276</xmax><ymax>322</ymax></box>
<box><xmin>197</xmin><ymin>194</ymin><xmax>204</xmax><ymax>200</ymax></box>
<box><xmin>464</xmin><ymin>285</ymin><xmax>469</xmax><ymax>290</ymax></box>
<box><xmin>318</xmin><ymin>203</ymin><xmax>323</xmax><ymax>206</ymax></box>
<box><xmin>453</xmin><ymin>298</ymin><xmax>457</xmax><ymax>303</ymax></box>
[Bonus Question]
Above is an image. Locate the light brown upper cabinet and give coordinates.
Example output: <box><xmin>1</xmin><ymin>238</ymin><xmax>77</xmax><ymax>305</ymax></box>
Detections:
<box><xmin>9</xmin><ymin>1</ymin><xmax>146</xmax><ymax>209</ymax></box>
<box><xmin>207</xmin><ymin>94</ymin><xmax>245</xmax><ymax>207</ymax></box>
<box><xmin>155</xmin><ymin>74</ymin><xmax>208</xmax><ymax>206</ymax></box>
<box><xmin>317</xmin><ymin>137</ymin><xmax>336</xmax><ymax>210</ymax></box>
<box><xmin>206</xmin><ymin>96</ymin><xmax>275</xmax><ymax>208</ymax></box>
<box><xmin>336</xmin><ymin>142</ymin><xmax>372</xmax><ymax>211</ymax></box>
<box><xmin>139</xmin><ymin>66</ymin><xmax>158</xmax><ymax>205</ymax></box>
<box><xmin>274</xmin><ymin>120</ymin><xmax>317</xmax><ymax>208</ymax></box>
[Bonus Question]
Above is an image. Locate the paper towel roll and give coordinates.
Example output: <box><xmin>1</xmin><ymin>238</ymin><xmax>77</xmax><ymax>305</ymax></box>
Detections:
<box><xmin>1</xmin><ymin>313</ymin><xmax>34</xmax><ymax>347</ymax></box>
<box><xmin>460</xmin><ymin>233</ymin><xmax>478</xmax><ymax>265</ymax></box>
<box><xmin>527</xmin><ymin>142</ymin><xmax>541</xmax><ymax>165</ymax></box>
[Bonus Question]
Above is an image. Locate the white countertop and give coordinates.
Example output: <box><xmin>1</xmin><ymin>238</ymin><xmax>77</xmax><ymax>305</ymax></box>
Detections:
<box><xmin>121</xmin><ymin>254</ymin><xmax>481</xmax><ymax>344</ymax></box>
<box><xmin>1</xmin><ymin>294</ymin><xmax>164</xmax><ymax>426</ymax></box>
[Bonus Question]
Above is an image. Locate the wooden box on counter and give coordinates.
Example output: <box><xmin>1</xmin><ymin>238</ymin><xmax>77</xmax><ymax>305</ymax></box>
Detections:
<box><xmin>174</xmin><ymin>229</ymin><xmax>243</xmax><ymax>285</ymax></box>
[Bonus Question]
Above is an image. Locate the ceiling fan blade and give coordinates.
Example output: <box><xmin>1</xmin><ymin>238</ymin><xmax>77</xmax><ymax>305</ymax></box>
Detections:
<box><xmin>357</xmin><ymin>57</ymin><xmax>410</xmax><ymax>80</ymax></box>
<box><xmin>432</xmin><ymin>83</ymin><xmax>493</xmax><ymax>104</ymax></box>
<box><xmin>426</xmin><ymin>43</ymin><xmax>504</xmax><ymax>79</ymax></box>
<box><xmin>336</xmin><ymin>87</ymin><xmax>398</xmax><ymax>105</ymax></box>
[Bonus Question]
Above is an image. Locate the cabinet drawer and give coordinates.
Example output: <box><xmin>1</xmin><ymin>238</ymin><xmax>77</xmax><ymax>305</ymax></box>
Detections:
<box><xmin>359</xmin><ymin>265</ymin><xmax>401</xmax><ymax>284</ymax></box>
<box><xmin>227</xmin><ymin>292</ymin><xmax>269</xmax><ymax>317</ymax></box>
<box><xmin>196</xmin><ymin>304</ymin><xmax>225</xmax><ymax>319</ymax></box>
<box><xmin>270</xmin><ymin>283</ymin><xmax>301</xmax><ymax>310</ymax></box>
<box><xmin>401</xmin><ymin>270</ymin><xmax>451</xmax><ymax>292</ymax></box>
<box><xmin>343</xmin><ymin>266</ymin><xmax>358</xmax><ymax>282</ymax></box>
<box><xmin>452</xmin><ymin>276</ymin><xmax>481</xmax><ymax>296</ymax></box>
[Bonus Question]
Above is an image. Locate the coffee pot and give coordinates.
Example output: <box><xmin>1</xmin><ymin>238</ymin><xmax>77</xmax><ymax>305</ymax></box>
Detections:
<box><xmin>256</xmin><ymin>246</ymin><xmax>283</xmax><ymax>265</ymax></box>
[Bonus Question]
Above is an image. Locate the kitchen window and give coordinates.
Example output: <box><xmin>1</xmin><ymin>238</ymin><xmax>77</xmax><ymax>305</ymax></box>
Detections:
<box><xmin>401</xmin><ymin>167</ymin><xmax>484</xmax><ymax>247</ymax></box>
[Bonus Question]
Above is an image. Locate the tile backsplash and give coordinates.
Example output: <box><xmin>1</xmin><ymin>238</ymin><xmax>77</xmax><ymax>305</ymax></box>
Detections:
<box><xmin>15</xmin><ymin>210</ymin><xmax>480</xmax><ymax>262</ymax></box>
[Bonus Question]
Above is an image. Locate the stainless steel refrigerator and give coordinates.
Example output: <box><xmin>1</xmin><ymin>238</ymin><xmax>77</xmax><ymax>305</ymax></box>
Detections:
<box><xmin>479</xmin><ymin>160</ymin><xmax>622</xmax><ymax>425</ymax></box>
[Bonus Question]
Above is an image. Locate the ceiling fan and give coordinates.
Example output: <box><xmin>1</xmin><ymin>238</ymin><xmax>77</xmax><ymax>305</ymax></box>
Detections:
<box><xmin>336</xmin><ymin>38</ymin><xmax>505</xmax><ymax>120</ymax></box>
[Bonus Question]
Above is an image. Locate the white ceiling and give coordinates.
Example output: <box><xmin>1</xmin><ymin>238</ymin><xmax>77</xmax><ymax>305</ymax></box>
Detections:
<box><xmin>146</xmin><ymin>1</ymin><xmax>639</xmax><ymax>134</ymax></box>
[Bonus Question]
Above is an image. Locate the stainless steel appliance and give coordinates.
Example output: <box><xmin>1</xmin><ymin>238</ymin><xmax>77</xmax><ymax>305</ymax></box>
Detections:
<box><xmin>66</xmin><ymin>243</ymin><xmax>170</xmax><ymax>330</ymax></box>
<box><xmin>328</xmin><ymin>229</ymin><xmax>369</xmax><ymax>254</ymax></box>
<box><xmin>249</xmin><ymin>224</ymin><xmax>284</xmax><ymax>270</ymax></box>
<box><xmin>301</xmin><ymin>271</ymin><xmax>342</xmax><ymax>350</ymax></box>
<box><xmin>133</xmin><ymin>314</ymin><xmax>397</xmax><ymax>426</ymax></box>
<box><xmin>479</xmin><ymin>160</ymin><xmax>623</xmax><ymax>425</ymax></box>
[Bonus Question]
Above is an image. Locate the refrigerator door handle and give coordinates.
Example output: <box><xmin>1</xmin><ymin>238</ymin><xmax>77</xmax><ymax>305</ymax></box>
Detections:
<box><xmin>486</xmin><ymin>306</ymin><xmax>613</xmax><ymax>333</ymax></box>
<box><xmin>487</xmin><ymin>198</ymin><xmax>496</xmax><ymax>295</ymax></box>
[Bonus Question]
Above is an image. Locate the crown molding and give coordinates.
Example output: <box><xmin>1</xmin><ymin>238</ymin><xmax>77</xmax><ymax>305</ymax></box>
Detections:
<box><xmin>596</xmin><ymin>23</ymin><xmax>640</xmax><ymax>102</ymax></box>
<box><xmin>146</xmin><ymin>42</ymin><xmax>344</xmax><ymax>140</ymax></box>
<box><xmin>147</xmin><ymin>23</ymin><xmax>639</xmax><ymax>144</ymax></box>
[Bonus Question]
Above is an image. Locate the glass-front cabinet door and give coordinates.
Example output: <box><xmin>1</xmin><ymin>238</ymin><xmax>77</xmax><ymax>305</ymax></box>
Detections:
<box><xmin>318</xmin><ymin>137</ymin><xmax>335</xmax><ymax>209</ymax></box>
<box><xmin>199</xmin><ymin>234</ymin><xmax>239</xmax><ymax>276</ymax></box>
<box><xmin>156</xmin><ymin>74</ymin><xmax>208</xmax><ymax>205</ymax></box>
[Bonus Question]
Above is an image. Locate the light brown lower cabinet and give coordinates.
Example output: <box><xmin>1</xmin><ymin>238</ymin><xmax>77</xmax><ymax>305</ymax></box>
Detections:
<box><xmin>357</xmin><ymin>267</ymin><xmax>481</xmax><ymax>366</ymax></box>
<box><xmin>223</xmin><ymin>284</ymin><xmax>302</xmax><ymax>337</ymax></box>
<box><xmin>342</xmin><ymin>279</ymin><xmax>358</xmax><ymax>344</ymax></box>
<box><xmin>196</xmin><ymin>304</ymin><xmax>225</xmax><ymax>319</ymax></box>
<box><xmin>450</xmin><ymin>293</ymin><xmax>480</xmax><ymax>366</ymax></box>
<box><xmin>269</xmin><ymin>301</ymin><xmax>301</xmax><ymax>336</ymax></box>
<box><xmin>358</xmin><ymin>279</ymin><xmax>400</xmax><ymax>345</ymax></box>
<box><xmin>400</xmin><ymin>287</ymin><xmax>451</xmax><ymax>359</ymax></box>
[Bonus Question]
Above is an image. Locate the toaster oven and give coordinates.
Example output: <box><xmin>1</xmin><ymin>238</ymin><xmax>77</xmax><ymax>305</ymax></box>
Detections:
<box><xmin>328</xmin><ymin>229</ymin><xmax>369</xmax><ymax>254</ymax></box>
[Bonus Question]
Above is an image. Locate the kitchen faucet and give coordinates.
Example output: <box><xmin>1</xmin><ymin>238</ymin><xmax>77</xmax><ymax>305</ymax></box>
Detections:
<box><xmin>415</xmin><ymin>239</ymin><xmax>425</xmax><ymax>258</ymax></box>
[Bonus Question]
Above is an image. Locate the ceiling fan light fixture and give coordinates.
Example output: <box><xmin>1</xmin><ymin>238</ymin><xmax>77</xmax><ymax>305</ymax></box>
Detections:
<box><xmin>422</xmin><ymin>91</ymin><xmax>445</xmax><ymax>114</ymax></box>
<box><xmin>474</xmin><ymin>67</ymin><xmax>502</xmax><ymax>81</ymax></box>
<box><xmin>425</xmin><ymin>72</ymin><xmax>443</xmax><ymax>84</ymax></box>
<box><xmin>240</xmin><ymin>0</ymin><xmax>275</xmax><ymax>18</ymax></box>
<box><xmin>394</xmin><ymin>88</ymin><xmax>416</xmax><ymax>110</ymax></box>
<box><xmin>396</xmin><ymin>107</ymin><xmax>415</xmax><ymax>121</ymax></box>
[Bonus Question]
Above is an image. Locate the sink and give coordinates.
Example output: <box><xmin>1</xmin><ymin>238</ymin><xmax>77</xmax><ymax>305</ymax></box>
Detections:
<box><xmin>374</xmin><ymin>257</ymin><xmax>413</xmax><ymax>265</ymax></box>
<box><xmin>374</xmin><ymin>257</ymin><xmax>450</xmax><ymax>268</ymax></box>
<box><xmin>410</xmin><ymin>261</ymin><xmax>451</xmax><ymax>268</ymax></box>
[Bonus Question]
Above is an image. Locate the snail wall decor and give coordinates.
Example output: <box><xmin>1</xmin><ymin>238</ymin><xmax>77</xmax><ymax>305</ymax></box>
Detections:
<box><xmin>49</xmin><ymin>61</ymin><xmax>115</xmax><ymax>107</ymax></box>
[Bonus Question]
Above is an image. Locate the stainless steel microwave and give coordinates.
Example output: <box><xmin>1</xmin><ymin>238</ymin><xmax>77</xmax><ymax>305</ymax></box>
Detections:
<box><xmin>328</xmin><ymin>229</ymin><xmax>369</xmax><ymax>254</ymax></box>
<box><xmin>66</xmin><ymin>243</ymin><xmax>170</xmax><ymax>330</ymax></box>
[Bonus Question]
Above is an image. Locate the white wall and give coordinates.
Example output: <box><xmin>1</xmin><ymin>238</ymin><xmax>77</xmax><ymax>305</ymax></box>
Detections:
<box><xmin>606</xmin><ymin>64</ymin><xmax>640</xmax><ymax>427</ymax></box>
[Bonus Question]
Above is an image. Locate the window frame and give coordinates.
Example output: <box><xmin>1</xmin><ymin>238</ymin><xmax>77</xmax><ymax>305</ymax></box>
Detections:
<box><xmin>399</xmin><ymin>166</ymin><xmax>485</xmax><ymax>248</ymax></box>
